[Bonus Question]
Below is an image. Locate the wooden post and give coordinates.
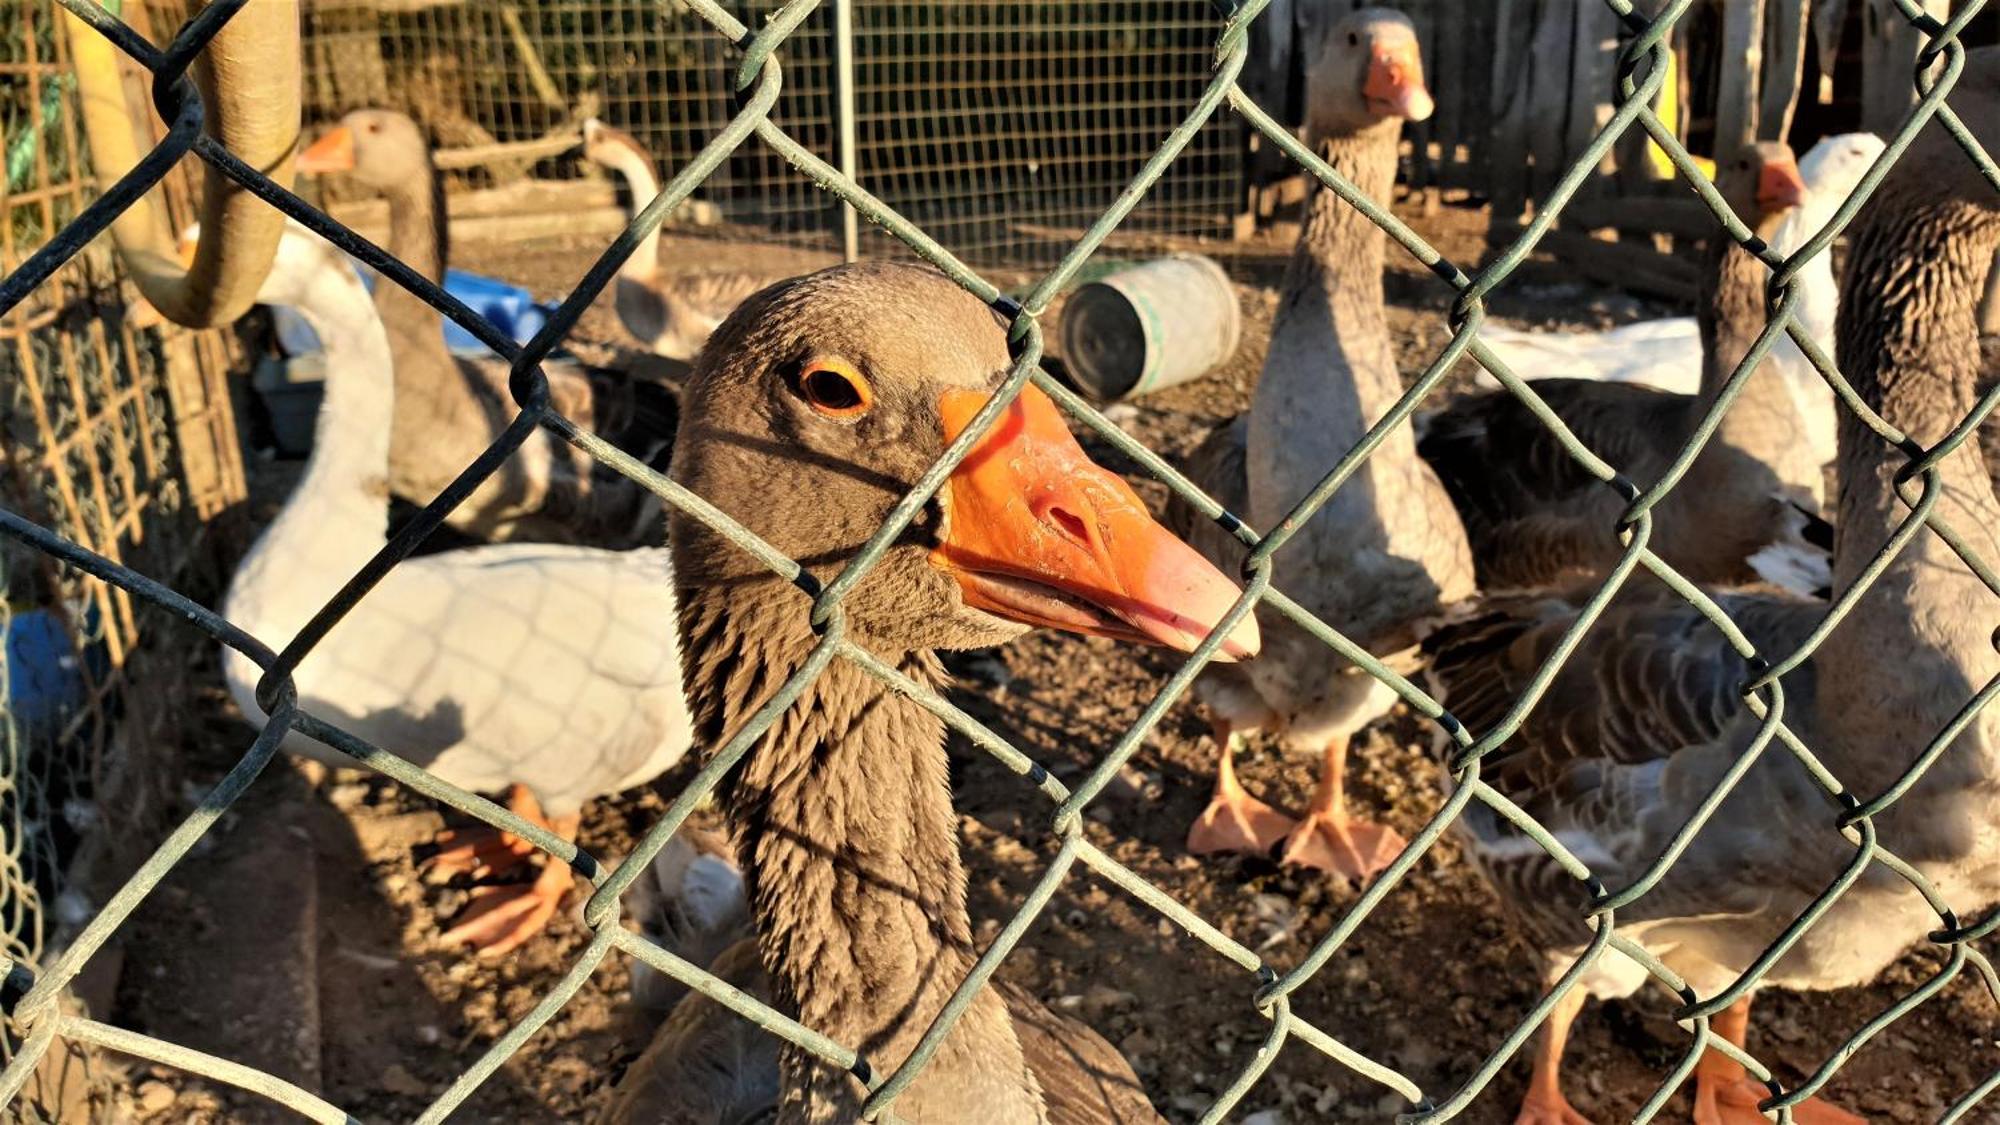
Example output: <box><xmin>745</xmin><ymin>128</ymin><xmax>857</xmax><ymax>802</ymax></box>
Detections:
<box><xmin>1488</xmin><ymin>0</ymin><xmax>1533</xmax><ymax>219</ymax></box>
<box><xmin>1759</xmin><ymin>0</ymin><xmax>1809</xmax><ymax>142</ymax></box>
<box><xmin>1564</xmin><ymin>0</ymin><xmax>1622</xmax><ymax>191</ymax></box>
<box><xmin>1861</xmin><ymin>0</ymin><xmax>1949</xmax><ymax>134</ymax></box>
<box><xmin>1524</xmin><ymin>0</ymin><xmax>1574</xmax><ymax>205</ymax></box>
<box><xmin>1714</xmin><ymin>0</ymin><xmax>1767</xmax><ymax>158</ymax></box>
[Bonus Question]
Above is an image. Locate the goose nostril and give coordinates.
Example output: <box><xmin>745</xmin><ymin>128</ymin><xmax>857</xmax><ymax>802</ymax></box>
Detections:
<box><xmin>1042</xmin><ymin>503</ymin><xmax>1092</xmax><ymax>549</ymax></box>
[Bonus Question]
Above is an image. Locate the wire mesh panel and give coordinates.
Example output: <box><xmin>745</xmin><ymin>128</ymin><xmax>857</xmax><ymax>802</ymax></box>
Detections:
<box><xmin>291</xmin><ymin>0</ymin><xmax>1243</xmax><ymax>269</ymax></box>
<box><xmin>0</xmin><ymin>0</ymin><xmax>246</xmax><ymax>1099</ymax></box>
<box><xmin>1</xmin><ymin>0</ymin><xmax>1999</xmax><ymax>1122</ymax></box>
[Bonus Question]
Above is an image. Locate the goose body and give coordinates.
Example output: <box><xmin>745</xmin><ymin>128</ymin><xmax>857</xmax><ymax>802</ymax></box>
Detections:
<box><xmin>1164</xmin><ymin>8</ymin><xmax>1472</xmax><ymax>880</ymax></box>
<box><xmin>218</xmin><ymin>220</ymin><xmax>693</xmax><ymax>955</ymax></box>
<box><xmin>581</xmin><ymin>118</ymin><xmax>769</xmax><ymax>361</ymax></box>
<box><xmin>1473</xmin><ymin>133</ymin><xmax>1884</xmax><ymax>474</ymax></box>
<box><xmin>1420</xmin><ymin>143</ymin><xmax>1832</xmax><ymax>595</ymax></box>
<box><xmin>619</xmin><ymin>262</ymin><xmax>1257</xmax><ymax>1123</ymax></box>
<box><xmin>298</xmin><ymin>109</ymin><xmax>676</xmax><ymax>547</ymax></box>
<box><xmin>1425</xmin><ymin>55</ymin><xmax>2000</xmax><ymax>1124</ymax></box>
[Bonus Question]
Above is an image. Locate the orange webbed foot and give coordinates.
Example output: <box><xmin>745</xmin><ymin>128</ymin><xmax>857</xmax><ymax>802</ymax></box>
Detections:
<box><xmin>1513</xmin><ymin>1087</ymin><xmax>1594</xmax><ymax>1125</ymax></box>
<box><xmin>1695</xmin><ymin>1078</ymin><xmax>1866</xmax><ymax>1125</ymax></box>
<box><xmin>440</xmin><ymin>862</ymin><xmax>572</xmax><ymax>958</ymax></box>
<box><xmin>1187</xmin><ymin>789</ymin><xmax>1296</xmax><ymax>856</ymax></box>
<box><xmin>425</xmin><ymin>825</ymin><xmax>536</xmax><ymax>880</ymax></box>
<box><xmin>1278</xmin><ymin>810</ymin><xmax>1407</xmax><ymax>882</ymax></box>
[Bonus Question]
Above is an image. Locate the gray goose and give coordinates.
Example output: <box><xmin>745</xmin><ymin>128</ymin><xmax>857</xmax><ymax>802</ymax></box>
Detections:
<box><xmin>1165</xmin><ymin>7</ymin><xmax>1474</xmax><ymax>880</ymax></box>
<box><xmin>1423</xmin><ymin>52</ymin><xmax>2000</xmax><ymax>1125</ymax></box>
<box><xmin>619</xmin><ymin>262</ymin><xmax>1257</xmax><ymax>1123</ymax></box>
<box><xmin>1419</xmin><ymin>143</ymin><xmax>1831</xmax><ymax>596</ymax></box>
<box><xmin>580</xmin><ymin>118</ymin><xmax>771</xmax><ymax>361</ymax></box>
<box><xmin>298</xmin><ymin>109</ymin><xmax>675</xmax><ymax>546</ymax></box>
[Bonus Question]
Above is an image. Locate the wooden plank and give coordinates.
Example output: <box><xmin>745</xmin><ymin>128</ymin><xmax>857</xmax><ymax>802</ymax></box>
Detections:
<box><xmin>1812</xmin><ymin>0</ymin><xmax>1850</xmax><ymax>79</ymax></box>
<box><xmin>1539</xmin><ymin>227</ymin><xmax>1702</xmax><ymax>302</ymax></box>
<box><xmin>1405</xmin><ymin>0</ymin><xmax>1440</xmax><ymax>191</ymax></box>
<box><xmin>433</xmin><ymin>131</ymin><xmax>585</xmax><ymax>172</ymax></box>
<box><xmin>1428</xmin><ymin>0</ymin><xmax>1468</xmax><ymax>190</ymax></box>
<box><xmin>1759</xmin><ymin>0</ymin><xmax>1809</xmax><ymax>142</ymax></box>
<box><xmin>1713</xmin><ymin>0</ymin><xmax>1768</xmax><ymax>157</ymax></box>
<box><xmin>1489</xmin><ymin>0</ymin><xmax>1535</xmax><ymax>217</ymax></box>
<box><xmin>1558</xmin><ymin>194</ymin><xmax>1718</xmax><ymax>241</ymax></box>
<box><xmin>1524</xmin><ymin>0</ymin><xmax>1575</xmax><ymax>206</ymax></box>
<box><xmin>1451</xmin><ymin>2</ymin><xmax>1497</xmax><ymax>194</ymax></box>
<box><xmin>331</xmin><ymin>205</ymin><xmax>632</xmax><ymax>250</ymax></box>
<box><xmin>1860</xmin><ymin>0</ymin><xmax>1949</xmax><ymax>133</ymax></box>
<box><xmin>1563</xmin><ymin>0</ymin><xmax>1622</xmax><ymax>191</ymax></box>
<box><xmin>326</xmin><ymin>179</ymin><xmax>620</xmax><ymax>228</ymax></box>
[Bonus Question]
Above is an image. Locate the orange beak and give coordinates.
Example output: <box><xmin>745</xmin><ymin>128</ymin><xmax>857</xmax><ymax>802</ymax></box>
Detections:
<box><xmin>1364</xmin><ymin>41</ymin><xmax>1433</xmax><ymax>123</ymax></box>
<box><xmin>931</xmin><ymin>385</ymin><xmax>1260</xmax><ymax>661</ymax></box>
<box><xmin>298</xmin><ymin>125</ymin><xmax>356</xmax><ymax>174</ymax></box>
<box><xmin>1757</xmin><ymin>157</ymin><xmax>1806</xmax><ymax>213</ymax></box>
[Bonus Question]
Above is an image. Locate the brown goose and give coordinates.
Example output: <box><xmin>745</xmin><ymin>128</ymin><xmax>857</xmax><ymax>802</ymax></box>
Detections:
<box><xmin>1419</xmin><ymin>143</ymin><xmax>1830</xmax><ymax>596</ymax></box>
<box><xmin>1165</xmin><ymin>7</ymin><xmax>1472</xmax><ymax>880</ymax></box>
<box><xmin>617</xmin><ymin>262</ymin><xmax>1257</xmax><ymax>1123</ymax></box>
<box><xmin>1424</xmin><ymin>52</ymin><xmax>2000</xmax><ymax>1125</ymax></box>
<box><xmin>580</xmin><ymin>118</ymin><xmax>771</xmax><ymax>361</ymax></box>
<box><xmin>298</xmin><ymin>109</ymin><xmax>674</xmax><ymax>546</ymax></box>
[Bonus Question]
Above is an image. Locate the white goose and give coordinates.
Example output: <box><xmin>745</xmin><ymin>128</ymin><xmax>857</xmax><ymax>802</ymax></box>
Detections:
<box><xmin>580</xmin><ymin>118</ymin><xmax>769</xmax><ymax>361</ymax></box>
<box><xmin>1474</xmin><ymin>133</ymin><xmax>1884</xmax><ymax>472</ymax></box>
<box><xmin>213</xmin><ymin>220</ymin><xmax>694</xmax><ymax>956</ymax></box>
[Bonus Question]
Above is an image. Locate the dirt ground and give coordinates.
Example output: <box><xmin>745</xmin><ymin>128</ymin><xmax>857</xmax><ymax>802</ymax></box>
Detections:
<box><xmin>97</xmin><ymin>200</ymin><xmax>2000</xmax><ymax>1124</ymax></box>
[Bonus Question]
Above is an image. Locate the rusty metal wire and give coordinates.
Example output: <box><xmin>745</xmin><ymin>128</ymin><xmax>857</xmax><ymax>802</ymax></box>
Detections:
<box><xmin>1</xmin><ymin>0</ymin><xmax>1998</xmax><ymax>1121</ymax></box>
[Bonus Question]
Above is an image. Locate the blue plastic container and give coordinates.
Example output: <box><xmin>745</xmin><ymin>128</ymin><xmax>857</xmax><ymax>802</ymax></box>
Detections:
<box><xmin>6</xmin><ymin>608</ymin><xmax>87</xmax><ymax>738</ymax></box>
<box><xmin>274</xmin><ymin>266</ymin><xmax>552</xmax><ymax>360</ymax></box>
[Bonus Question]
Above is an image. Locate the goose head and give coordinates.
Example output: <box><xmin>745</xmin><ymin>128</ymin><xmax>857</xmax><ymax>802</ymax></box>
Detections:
<box><xmin>1798</xmin><ymin>132</ymin><xmax>1885</xmax><ymax>199</ymax></box>
<box><xmin>1715</xmin><ymin>141</ymin><xmax>1807</xmax><ymax>237</ymax></box>
<box><xmin>580</xmin><ymin>116</ymin><xmax>648</xmax><ymax>169</ymax></box>
<box><xmin>670</xmin><ymin>262</ymin><xmax>1261</xmax><ymax>659</ymax></box>
<box><xmin>1303</xmin><ymin>7</ymin><xmax>1433</xmax><ymax>139</ymax></box>
<box><xmin>297</xmin><ymin>108</ymin><xmax>429</xmax><ymax>188</ymax></box>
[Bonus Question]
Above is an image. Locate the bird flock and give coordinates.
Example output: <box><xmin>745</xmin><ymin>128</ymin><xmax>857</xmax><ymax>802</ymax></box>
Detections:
<box><xmin>160</xmin><ymin>8</ymin><xmax>2000</xmax><ymax>1123</ymax></box>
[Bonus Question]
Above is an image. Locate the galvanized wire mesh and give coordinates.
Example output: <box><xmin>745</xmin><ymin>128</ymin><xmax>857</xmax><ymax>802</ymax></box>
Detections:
<box><xmin>0</xmin><ymin>0</ymin><xmax>244</xmax><ymax>1040</ymax></box>
<box><xmin>2</xmin><ymin>0</ymin><xmax>1999</xmax><ymax>1122</ymax></box>
<box><xmin>291</xmin><ymin>0</ymin><xmax>1243</xmax><ymax>268</ymax></box>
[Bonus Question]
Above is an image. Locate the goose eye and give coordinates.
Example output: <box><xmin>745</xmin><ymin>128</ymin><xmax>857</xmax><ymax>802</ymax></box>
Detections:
<box><xmin>1347</xmin><ymin>31</ymin><xmax>1359</xmax><ymax>46</ymax></box>
<box><xmin>793</xmin><ymin>357</ymin><xmax>873</xmax><ymax>419</ymax></box>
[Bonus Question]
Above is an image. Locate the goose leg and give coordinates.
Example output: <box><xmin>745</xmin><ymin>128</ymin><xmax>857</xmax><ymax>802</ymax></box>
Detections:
<box><xmin>1277</xmin><ymin>735</ymin><xmax>1407</xmax><ymax>880</ymax></box>
<box><xmin>1514</xmin><ymin>982</ymin><xmax>1593</xmax><ymax>1125</ymax></box>
<box><xmin>440</xmin><ymin>807</ymin><xmax>583</xmax><ymax>958</ymax></box>
<box><xmin>1187</xmin><ymin>720</ymin><xmax>1296</xmax><ymax>856</ymax></box>
<box><xmin>426</xmin><ymin>783</ymin><xmax>543</xmax><ymax>879</ymax></box>
<box><xmin>1693</xmin><ymin>997</ymin><xmax>1864</xmax><ymax>1125</ymax></box>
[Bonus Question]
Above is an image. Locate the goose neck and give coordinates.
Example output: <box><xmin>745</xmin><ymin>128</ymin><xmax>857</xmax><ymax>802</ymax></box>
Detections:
<box><xmin>1816</xmin><ymin>192</ymin><xmax>2000</xmax><ymax>799</ymax></box>
<box><xmin>1286</xmin><ymin>125</ymin><xmax>1400</xmax><ymax>302</ymax></box>
<box><xmin>373</xmin><ymin>151</ymin><xmax>451</xmax><ymax>362</ymax></box>
<box><xmin>675</xmin><ymin>586</ymin><xmax>1039</xmax><ymax>1122</ymax></box>
<box><xmin>600</xmin><ymin>143</ymin><xmax>663</xmax><ymax>278</ymax></box>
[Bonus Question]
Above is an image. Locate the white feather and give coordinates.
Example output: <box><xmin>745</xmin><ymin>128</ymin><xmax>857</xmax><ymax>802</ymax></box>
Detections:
<box><xmin>218</xmin><ymin>220</ymin><xmax>693</xmax><ymax>818</ymax></box>
<box><xmin>1472</xmin><ymin>133</ymin><xmax>1886</xmax><ymax>476</ymax></box>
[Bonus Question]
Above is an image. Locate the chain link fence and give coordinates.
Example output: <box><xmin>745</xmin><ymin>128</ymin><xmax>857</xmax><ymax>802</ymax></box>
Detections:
<box><xmin>2</xmin><ymin>0</ymin><xmax>1998</xmax><ymax>1121</ymax></box>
